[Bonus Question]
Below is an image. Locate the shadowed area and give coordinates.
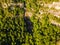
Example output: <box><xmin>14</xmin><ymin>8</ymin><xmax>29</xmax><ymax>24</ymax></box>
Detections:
<box><xmin>24</xmin><ymin>17</ymin><xmax>33</xmax><ymax>35</ymax></box>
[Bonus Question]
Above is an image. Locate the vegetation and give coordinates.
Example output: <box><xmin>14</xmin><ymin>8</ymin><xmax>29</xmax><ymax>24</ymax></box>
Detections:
<box><xmin>0</xmin><ymin>0</ymin><xmax>60</xmax><ymax>45</ymax></box>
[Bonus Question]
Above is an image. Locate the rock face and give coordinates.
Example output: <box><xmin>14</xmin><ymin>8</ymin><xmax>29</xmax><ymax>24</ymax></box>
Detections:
<box><xmin>46</xmin><ymin>2</ymin><xmax>60</xmax><ymax>26</ymax></box>
<box><xmin>25</xmin><ymin>12</ymin><xmax>32</xmax><ymax>17</ymax></box>
<box><xmin>45</xmin><ymin>2</ymin><xmax>60</xmax><ymax>18</ymax></box>
<box><xmin>2</xmin><ymin>3</ymin><xmax>8</xmax><ymax>8</ymax></box>
<box><xmin>2</xmin><ymin>3</ymin><xmax>24</xmax><ymax>8</ymax></box>
<box><xmin>45</xmin><ymin>2</ymin><xmax>60</xmax><ymax>10</ymax></box>
<box><xmin>56</xmin><ymin>40</ymin><xmax>60</xmax><ymax>45</ymax></box>
<box><xmin>48</xmin><ymin>10</ymin><xmax>60</xmax><ymax>18</ymax></box>
<box><xmin>52</xmin><ymin>2</ymin><xmax>60</xmax><ymax>10</ymax></box>
<box><xmin>50</xmin><ymin>20</ymin><xmax>60</xmax><ymax>26</ymax></box>
<box><xmin>17</xmin><ymin>3</ymin><xmax>24</xmax><ymax>8</ymax></box>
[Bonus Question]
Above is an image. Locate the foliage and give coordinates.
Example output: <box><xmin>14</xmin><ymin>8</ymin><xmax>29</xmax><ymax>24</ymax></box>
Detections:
<box><xmin>0</xmin><ymin>0</ymin><xmax>60</xmax><ymax>45</ymax></box>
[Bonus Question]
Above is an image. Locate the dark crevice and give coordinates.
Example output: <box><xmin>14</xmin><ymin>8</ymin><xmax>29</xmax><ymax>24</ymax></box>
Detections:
<box><xmin>24</xmin><ymin>1</ymin><xmax>33</xmax><ymax>35</ymax></box>
<box><xmin>24</xmin><ymin>17</ymin><xmax>33</xmax><ymax>34</ymax></box>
